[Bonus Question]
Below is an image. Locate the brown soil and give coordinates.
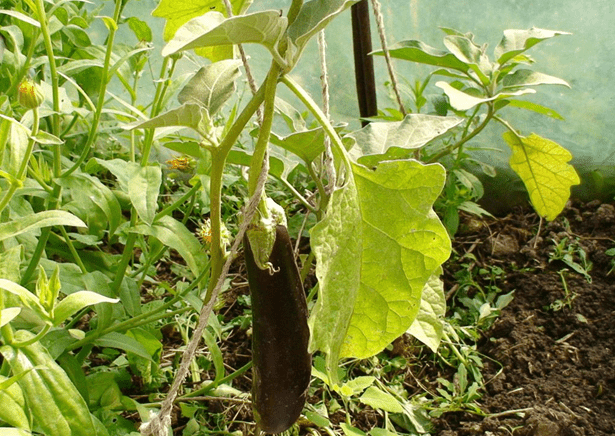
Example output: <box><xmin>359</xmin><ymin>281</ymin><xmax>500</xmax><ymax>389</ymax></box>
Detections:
<box><xmin>435</xmin><ymin>200</ymin><xmax>615</xmax><ymax>436</ymax></box>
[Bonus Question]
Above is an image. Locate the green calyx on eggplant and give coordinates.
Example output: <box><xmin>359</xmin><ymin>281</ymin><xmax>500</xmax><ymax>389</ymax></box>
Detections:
<box><xmin>244</xmin><ymin>222</ymin><xmax>311</xmax><ymax>434</ymax></box>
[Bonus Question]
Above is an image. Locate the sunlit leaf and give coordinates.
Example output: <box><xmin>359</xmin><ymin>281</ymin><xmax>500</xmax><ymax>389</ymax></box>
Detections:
<box><xmin>503</xmin><ymin>132</ymin><xmax>580</xmax><ymax>220</ymax></box>
<box><xmin>123</xmin><ymin>102</ymin><xmax>207</xmax><ymax>132</ymax></box>
<box><xmin>502</xmin><ymin>69</ymin><xmax>570</xmax><ymax>89</ymax></box>
<box><xmin>407</xmin><ymin>269</ymin><xmax>445</xmax><ymax>352</ymax></box>
<box><xmin>495</xmin><ymin>28</ymin><xmax>571</xmax><ymax>65</ymax></box>
<box><xmin>310</xmin><ymin>159</ymin><xmax>450</xmax><ymax>381</ymax></box>
<box><xmin>53</xmin><ymin>291</ymin><xmax>119</xmax><ymax>327</ymax></box>
<box><xmin>152</xmin><ymin>0</ymin><xmax>252</xmax><ymax>41</ymax></box>
<box><xmin>287</xmin><ymin>0</ymin><xmax>358</xmax><ymax>61</ymax></box>
<box><xmin>0</xmin><ymin>210</ymin><xmax>86</xmax><ymax>242</ymax></box>
<box><xmin>0</xmin><ymin>307</ymin><xmax>21</xmax><ymax>327</ymax></box>
<box><xmin>359</xmin><ymin>386</ymin><xmax>404</xmax><ymax>413</ymax></box>
<box><xmin>346</xmin><ymin>114</ymin><xmax>462</xmax><ymax>165</ymax></box>
<box><xmin>130</xmin><ymin>215</ymin><xmax>208</xmax><ymax>279</ymax></box>
<box><xmin>0</xmin><ymin>9</ymin><xmax>40</xmax><ymax>27</ymax></box>
<box><xmin>436</xmin><ymin>81</ymin><xmax>535</xmax><ymax>111</ymax></box>
<box><xmin>161</xmin><ymin>11</ymin><xmax>287</xmax><ymax>59</ymax></box>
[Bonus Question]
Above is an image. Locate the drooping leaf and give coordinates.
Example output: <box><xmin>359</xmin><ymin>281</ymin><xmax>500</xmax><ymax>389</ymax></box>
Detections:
<box><xmin>503</xmin><ymin>132</ymin><xmax>580</xmax><ymax>220</ymax></box>
<box><xmin>53</xmin><ymin>291</ymin><xmax>119</xmax><ymax>327</ymax></box>
<box><xmin>126</xmin><ymin>17</ymin><xmax>152</xmax><ymax>42</ymax></box>
<box><xmin>130</xmin><ymin>215</ymin><xmax>208</xmax><ymax>278</ymax></box>
<box><xmin>435</xmin><ymin>81</ymin><xmax>535</xmax><ymax>111</ymax></box>
<box><xmin>501</xmin><ymin>69</ymin><xmax>570</xmax><ymax>89</ymax></box>
<box><xmin>287</xmin><ymin>0</ymin><xmax>358</xmax><ymax>61</ymax></box>
<box><xmin>178</xmin><ymin>59</ymin><xmax>242</xmax><ymax>115</ymax></box>
<box><xmin>359</xmin><ymin>386</ymin><xmax>404</xmax><ymax>414</ymax></box>
<box><xmin>92</xmin><ymin>332</ymin><xmax>153</xmax><ymax>361</ymax></box>
<box><xmin>495</xmin><ymin>28</ymin><xmax>571</xmax><ymax>66</ymax></box>
<box><xmin>346</xmin><ymin>114</ymin><xmax>463</xmax><ymax>165</ymax></box>
<box><xmin>309</xmin><ymin>179</ymin><xmax>362</xmax><ymax>385</ymax></box>
<box><xmin>407</xmin><ymin>269</ymin><xmax>445</xmax><ymax>352</ymax></box>
<box><xmin>0</xmin><ymin>210</ymin><xmax>86</xmax><ymax>242</ymax></box>
<box><xmin>375</xmin><ymin>39</ymin><xmax>469</xmax><ymax>73</ymax></box>
<box><xmin>340</xmin><ymin>160</ymin><xmax>450</xmax><ymax>359</ymax></box>
<box><xmin>309</xmin><ymin>159</ymin><xmax>450</xmax><ymax>382</ymax></box>
<box><xmin>161</xmin><ymin>11</ymin><xmax>287</xmax><ymax>59</ymax></box>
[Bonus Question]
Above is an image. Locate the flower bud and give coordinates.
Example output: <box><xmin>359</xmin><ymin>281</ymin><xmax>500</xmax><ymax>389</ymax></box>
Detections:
<box><xmin>18</xmin><ymin>80</ymin><xmax>45</xmax><ymax>109</ymax></box>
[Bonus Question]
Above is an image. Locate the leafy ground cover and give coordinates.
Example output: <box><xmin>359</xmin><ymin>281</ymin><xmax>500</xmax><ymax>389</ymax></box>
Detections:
<box><xmin>123</xmin><ymin>199</ymin><xmax>614</xmax><ymax>436</ymax></box>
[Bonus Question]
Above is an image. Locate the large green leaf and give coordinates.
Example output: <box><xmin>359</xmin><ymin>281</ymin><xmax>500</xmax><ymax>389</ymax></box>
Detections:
<box><xmin>407</xmin><ymin>268</ymin><xmax>445</xmax><ymax>353</ymax></box>
<box><xmin>161</xmin><ymin>11</ymin><xmax>287</xmax><ymax>60</ymax></box>
<box><xmin>130</xmin><ymin>215</ymin><xmax>208</xmax><ymax>278</ymax></box>
<box><xmin>436</xmin><ymin>81</ymin><xmax>535</xmax><ymax>111</ymax></box>
<box><xmin>94</xmin><ymin>160</ymin><xmax>161</xmax><ymax>225</ymax></box>
<box><xmin>340</xmin><ymin>161</ymin><xmax>450</xmax><ymax>359</ymax></box>
<box><xmin>359</xmin><ymin>386</ymin><xmax>404</xmax><ymax>414</ymax></box>
<box><xmin>501</xmin><ymin>69</ymin><xmax>570</xmax><ymax>89</ymax></box>
<box><xmin>0</xmin><ymin>331</ymin><xmax>95</xmax><ymax>436</ymax></box>
<box><xmin>375</xmin><ymin>40</ymin><xmax>469</xmax><ymax>73</ymax></box>
<box><xmin>287</xmin><ymin>0</ymin><xmax>358</xmax><ymax>62</ymax></box>
<box><xmin>494</xmin><ymin>28</ymin><xmax>571</xmax><ymax>66</ymax></box>
<box><xmin>268</xmin><ymin>124</ymin><xmax>347</xmax><ymax>164</ymax></box>
<box><xmin>503</xmin><ymin>132</ymin><xmax>579</xmax><ymax>220</ymax></box>
<box><xmin>178</xmin><ymin>59</ymin><xmax>242</xmax><ymax>115</ymax></box>
<box><xmin>0</xmin><ymin>210</ymin><xmax>86</xmax><ymax>242</ymax></box>
<box><xmin>56</xmin><ymin>173</ymin><xmax>122</xmax><ymax>237</ymax></box>
<box><xmin>309</xmin><ymin>159</ymin><xmax>450</xmax><ymax>382</ymax></box>
<box><xmin>346</xmin><ymin>114</ymin><xmax>463</xmax><ymax>165</ymax></box>
<box><xmin>53</xmin><ymin>291</ymin><xmax>118</xmax><ymax>327</ymax></box>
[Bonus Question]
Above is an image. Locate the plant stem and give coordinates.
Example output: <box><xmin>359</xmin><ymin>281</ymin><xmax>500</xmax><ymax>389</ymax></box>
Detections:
<box><xmin>426</xmin><ymin>103</ymin><xmax>494</xmax><ymax>164</ymax></box>
<box><xmin>154</xmin><ymin>180</ymin><xmax>202</xmax><ymax>221</ymax></box>
<box><xmin>179</xmin><ymin>360</ymin><xmax>253</xmax><ymax>399</ymax></box>
<box><xmin>62</xmin><ymin>0</ymin><xmax>123</xmax><ymax>178</ymax></box>
<box><xmin>247</xmin><ymin>62</ymin><xmax>280</xmax><ymax>196</ymax></box>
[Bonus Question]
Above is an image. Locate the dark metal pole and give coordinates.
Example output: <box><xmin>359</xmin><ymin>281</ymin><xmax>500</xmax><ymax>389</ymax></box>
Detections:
<box><xmin>351</xmin><ymin>0</ymin><xmax>378</xmax><ymax>127</ymax></box>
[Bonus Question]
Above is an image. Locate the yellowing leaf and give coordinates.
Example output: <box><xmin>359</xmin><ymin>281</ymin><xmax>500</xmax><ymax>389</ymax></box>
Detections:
<box><xmin>152</xmin><ymin>0</ymin><xmax>251</xmax><ymax>42</ymax></box>
<box><xmin>152</xmin><ymin>0</ymin><xmax>251</xmax><ymax>60</ymax></box>
<box><xmin>503</xmin><ymin>132</ymin><xmax>579</xmax><ymax>220</ymax></box>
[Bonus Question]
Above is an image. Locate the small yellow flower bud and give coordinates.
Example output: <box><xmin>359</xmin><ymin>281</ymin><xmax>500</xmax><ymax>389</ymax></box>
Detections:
<box><xmin>18</xmin><ymin>80</ymin><xmax>45</xmax><ymax>109</ymax></box>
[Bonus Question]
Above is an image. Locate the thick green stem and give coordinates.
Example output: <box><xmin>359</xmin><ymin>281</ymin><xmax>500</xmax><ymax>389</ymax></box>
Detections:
<box><xmin>34</xmin><ymin>0</ymin><xmax>59</xmax><ymax>138</ymax></box>
<box><xmin>247</xmin><ymin>62</ymin><xmax>280</xmax><ymax>196</ymax></box>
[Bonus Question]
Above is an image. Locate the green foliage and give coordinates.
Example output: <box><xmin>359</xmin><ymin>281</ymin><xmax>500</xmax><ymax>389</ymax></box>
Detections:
<box><xmin>0</xmin><ymin>0</ymin><xmax>580</xmax><ymax>434</ymax></box>
<box><xmin>376</xmin><ymin>27</ymin><xmax>578</xmax><ymax>222</ymax></box>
